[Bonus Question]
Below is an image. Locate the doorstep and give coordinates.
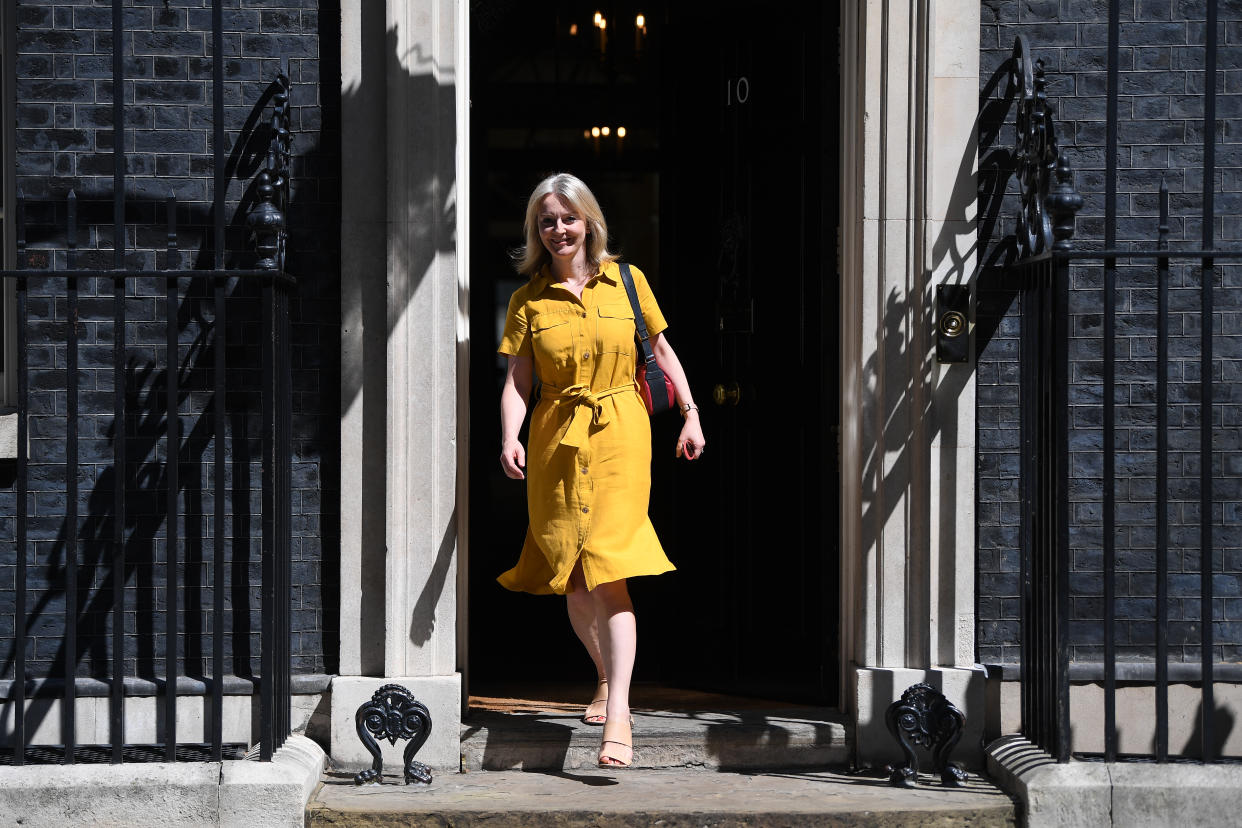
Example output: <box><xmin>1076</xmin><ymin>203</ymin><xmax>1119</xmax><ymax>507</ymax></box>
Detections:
<box><xmin>461</xmin><ymin>706</ymin><xmax>850</xmax><ymax>771</ymax></box>
<box><xmin>460</xmin><ymin>683</ymin><xmax>850</xmax><ymax>772</ymax></box>
<box><xmin>306</xmin><ymin>766</ymin><xmax>1018</xmax><ymax>827</ymax></box>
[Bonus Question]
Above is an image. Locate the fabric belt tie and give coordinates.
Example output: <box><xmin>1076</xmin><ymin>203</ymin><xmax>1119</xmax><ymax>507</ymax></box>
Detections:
<box><xmin>544</xmin><ymin>383</ymin><xmax>635</xmax><ymax>448</ymax></box>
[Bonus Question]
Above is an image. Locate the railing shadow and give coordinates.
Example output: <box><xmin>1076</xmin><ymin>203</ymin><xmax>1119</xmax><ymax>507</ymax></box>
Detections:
<box><xmin>0</xmin><ymin>64</ymin><xmax>303</xmax><ymax>750</ymax></box>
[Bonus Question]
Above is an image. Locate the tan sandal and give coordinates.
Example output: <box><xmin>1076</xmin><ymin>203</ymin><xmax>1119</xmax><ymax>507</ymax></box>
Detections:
<box><xmin>598</xmin><ymin>716</ymin><xmax>633</xmax><ymax>768</ymax></box>
<box><xmin>583</xmin><ymin>679</ymin><xmax>608</xmax><ymax>725</ymax></box>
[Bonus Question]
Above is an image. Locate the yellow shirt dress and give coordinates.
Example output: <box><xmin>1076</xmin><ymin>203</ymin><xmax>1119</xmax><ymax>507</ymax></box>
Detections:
<box><xmin>497</xmin><ymin>261</ymin><xmax>676</xmax><ymax>595</ymax></box>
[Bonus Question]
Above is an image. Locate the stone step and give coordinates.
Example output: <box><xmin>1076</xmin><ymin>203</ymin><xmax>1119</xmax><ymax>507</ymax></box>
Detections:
<box><xmin>459</xmin><ymin>707</ymin><xmax>851</xmax><ymax>771</ymax></box>
<box><xmin>307</xmin><ymin>767</ymin><xmax>1018</xmax><ymax>827</ymax></box>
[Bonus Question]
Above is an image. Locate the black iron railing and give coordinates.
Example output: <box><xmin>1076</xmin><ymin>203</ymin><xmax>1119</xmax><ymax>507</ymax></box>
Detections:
<box><xmin>1010</xmin><ymin>5</ymin><xmax>1242</xmax><ymax>765</ymax></box>
<box><xmin>1</xmin><ymin>0</ymin><xmax>293</xmax><ymax>765</ymax></box>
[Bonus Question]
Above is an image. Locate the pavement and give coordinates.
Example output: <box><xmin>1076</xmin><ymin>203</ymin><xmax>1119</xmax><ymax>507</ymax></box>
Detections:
<box><xmin>306</xmin><ymin>766</ymin><xmax>1018</xmax><ymax>827</ymax></box>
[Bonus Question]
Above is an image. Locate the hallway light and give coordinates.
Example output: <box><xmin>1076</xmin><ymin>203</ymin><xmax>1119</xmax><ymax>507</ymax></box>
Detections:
<box><xmin>591</xmin><ymin>127</ymin><xmax>601</xmax><ymax>138</ymax></box>
<box><xmin>570</xmin><ymin>23</ymin><xmax>578</xmax><ymax>36</ymax></box>
<box><xmin>636</xmin><ymin>13</ymin><xmax>646</xmax><ymax>28</ymax></box>
<box><xmin>601</xmin><ymin>126</ymin><xmax>611</xmax><ymax>137</ymax></box>
<box><xmin>617</xmin><ymin>127</ymin><xmax>627</xmax><ymax>138</ymax></box>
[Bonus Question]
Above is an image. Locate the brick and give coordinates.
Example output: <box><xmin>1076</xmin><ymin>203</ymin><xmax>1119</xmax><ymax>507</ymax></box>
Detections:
<box><xmin>131</xmin><ymin>31</ymin><xmax>207</xmax><ymax>57</ymax></box>
<box><xmin>18</xmin><ymin>79</ymin><xmax>94</xmax><ymax>103</ymax></box>
<box><xmin>18</xmin><ymin>29</ymin><xmax>92</xmax><ymax>53</ymax></box>
<box><xmin>241</xmin><ymin>33</ymin><xmax>316</xmax><ymax>58</ymax></box>
<box><xmin>133</xmin><ymin>81</ymin><xmax>205</xmax><ymax>104</ymax></box>
<box><xmin>6</xmin><ymin>4</ymin><xmax>336</xmax><ymax>679</ymax></box>
<box><xmin>154</xmin><ymin>57</ymin><xmax>190</xmax><ymax>80</ymax></box>
<box><xmin>260</xmin><ymin>10</ymin><xmax>304</xmax><ymax>32</ymax></box>
<box><xmin>72</xmin><ymin>7</ymin><xmax>151</xmax><ymax>31</ymax></box>
<box><xmin>1119</xmin><ymin>70</ymin><xmax>1189</xmax><ymax>95</ymax></box>
<box><xmin>16</xmin><ymin>54</ymin><xmax>54</xmax><ymax>78</ymax></box>
<box><xmin>187</xmin><ymin>9</ymin><xmax>262</xmax><ymax>32</ymax></box>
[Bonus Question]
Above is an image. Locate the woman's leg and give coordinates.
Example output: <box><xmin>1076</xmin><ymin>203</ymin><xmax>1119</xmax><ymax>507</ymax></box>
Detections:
<box><xmin>591</xmin><ymin>577</ymin><xmax>636</xmax><ymax>765</ymax></box>
<box><xmin>566</xmin><ymin>562</ymin><xmax>608</xmax><ymax>722</ymax></box>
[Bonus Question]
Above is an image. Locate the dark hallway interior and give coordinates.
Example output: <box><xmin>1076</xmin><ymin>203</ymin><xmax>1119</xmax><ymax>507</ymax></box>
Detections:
<box><xmin>467</xmin><ymin>1</ymin><xmax>841</xmax><ymax>709</ymax></box>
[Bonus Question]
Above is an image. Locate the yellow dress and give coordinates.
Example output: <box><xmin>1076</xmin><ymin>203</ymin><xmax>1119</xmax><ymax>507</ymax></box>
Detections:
<box><xmin>497</xmin><ymin>261</ymin><xmax>676</xmax><ymax>595</ymax></box>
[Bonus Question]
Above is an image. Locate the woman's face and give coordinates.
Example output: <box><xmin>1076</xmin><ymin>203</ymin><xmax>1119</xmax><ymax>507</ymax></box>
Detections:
<box><xmin>537</xmin><ymin>194</ymin><xmax>588</xmax><ymax>266</ymax></box>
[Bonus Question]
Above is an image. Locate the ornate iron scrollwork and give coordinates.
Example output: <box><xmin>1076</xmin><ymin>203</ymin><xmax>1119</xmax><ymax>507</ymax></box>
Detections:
<box><xmin>353</xmin><ymin>684</ymin><xmax>434</xmax><ymax>785</ymax></box>
<box><xmin>1011</xmin><ymin>35</ymin><xmax>1082</xmax><ymax>259</ymax></box>
<box><xmin>884</xmin><ymin>682</ymin><xmax>968</xmax><ymax>788</ymax></box>
<box><xmin>247</xmin><ymin>61</ymin><xmax>292</xmax><ymax>271</ymax></box>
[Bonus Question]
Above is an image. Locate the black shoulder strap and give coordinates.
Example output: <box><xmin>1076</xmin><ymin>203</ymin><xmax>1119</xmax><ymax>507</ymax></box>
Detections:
<box><xmin>619</xmin><ymin>263</ymin><xmax>657</xmax><ymax>365</ymax></box>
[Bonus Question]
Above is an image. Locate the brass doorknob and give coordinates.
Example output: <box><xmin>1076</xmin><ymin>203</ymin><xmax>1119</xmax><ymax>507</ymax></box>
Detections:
<box><xmin>713</xmin><ymin>381</ymin><xmax>741</xmax><ymax>406</ymax></box>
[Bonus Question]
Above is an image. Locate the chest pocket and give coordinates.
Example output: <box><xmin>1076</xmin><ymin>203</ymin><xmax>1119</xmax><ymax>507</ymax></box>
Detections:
<box><xmin>531</xmin><ymin>311</ymin><xmax>575</xmax><ymax>364</ymax></box>
<box><xmin>596</xmin><ymin>304</ymin><xmax>636</xmax><ymax>354</ymax></box>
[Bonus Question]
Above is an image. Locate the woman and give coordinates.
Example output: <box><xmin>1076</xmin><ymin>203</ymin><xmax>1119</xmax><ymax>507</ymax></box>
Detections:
<box><xmin>497</xmin><ymin>173</ymin><xmax>705</xmax><ymax>768</ymax></box>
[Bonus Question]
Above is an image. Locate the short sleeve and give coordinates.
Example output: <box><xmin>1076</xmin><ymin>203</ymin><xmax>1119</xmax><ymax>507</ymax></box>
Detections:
<box><xmin>498</xmin><ymin>288</ymin><xmax>533</xmax><ymax>357</ymax></box>
<box><xmin>629</xmin><ymin>265</ymin><xmax>668</xmax><ymax>337</ymax></box>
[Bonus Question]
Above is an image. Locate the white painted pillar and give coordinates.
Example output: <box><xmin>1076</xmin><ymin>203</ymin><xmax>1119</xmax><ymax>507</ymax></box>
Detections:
<box><xmin>839</xmin><ymin>0</ymin><xmax>984</xmax><ymax>767</ymax></box>
<box><xmin>334</xmin><ymin>0</ymin><xmax>466</xmax><ymax>771</ymax></box>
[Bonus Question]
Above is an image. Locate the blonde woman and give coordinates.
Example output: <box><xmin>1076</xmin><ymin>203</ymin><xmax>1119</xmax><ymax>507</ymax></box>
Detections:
<box><xmin>497</xmin><ymin>173</ymin><xmax>705</xmax><ymax>768</ymax></box>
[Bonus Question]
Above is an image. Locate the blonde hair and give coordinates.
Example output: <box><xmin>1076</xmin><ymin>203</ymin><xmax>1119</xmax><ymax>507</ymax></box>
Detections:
<box><xmin>513</xmin><ymin>173</ymin><xmax>618</xmax><ymax>277</ymax></box>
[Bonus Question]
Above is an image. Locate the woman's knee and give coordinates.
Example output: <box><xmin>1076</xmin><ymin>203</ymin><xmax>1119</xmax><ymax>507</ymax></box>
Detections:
<box><xmin>590</xmin><ymin>579</ymin><xmax>633</xmax><ymax>614</ymax></box>
<box><xmin>566</xmin><ymin>582</ymin><xmax>592</xmax><ymax>611</ymax></box>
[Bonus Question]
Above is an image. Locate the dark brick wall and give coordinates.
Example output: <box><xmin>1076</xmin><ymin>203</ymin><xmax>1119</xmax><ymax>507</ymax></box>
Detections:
<box><xmin>978</xmin><ymin>1</ymin><xmax>1242</xmax><ymax>665</ymax></box>
<box><xmin>1</xmin><ymin>0</ymin><xmax>340</xmax><ymax>680</ymax></box>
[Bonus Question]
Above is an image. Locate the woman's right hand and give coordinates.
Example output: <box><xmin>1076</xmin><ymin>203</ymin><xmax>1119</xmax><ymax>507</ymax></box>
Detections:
<box><xmin>500</xmin><ymin>439</ymin><xmax>527</xmax><ymax>480</ymax></box>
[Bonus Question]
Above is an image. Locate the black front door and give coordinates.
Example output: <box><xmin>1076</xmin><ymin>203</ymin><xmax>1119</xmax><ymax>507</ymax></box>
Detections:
<box><xmin>469</xmin><ymin>1</ymin><xmax>840</xmax><ymax>706</ymax></box>
<box><xmin>643</xmin><ymin>1</ymin><xmax>840</xmax><ymax>704</ymax></box>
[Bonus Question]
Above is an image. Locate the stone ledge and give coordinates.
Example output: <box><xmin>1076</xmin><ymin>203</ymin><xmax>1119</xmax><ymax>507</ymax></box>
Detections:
<box><xmin>983</xmin><ymin>662</ymin><xmax>1242</xmax><ymax>682</ymax></box>
<box><xmin>0</xmin><ymin>734</ymin><xmax>325</xmax><ymax>828</ymax></box>
<box><xmin>0</xmin><ymin>411</ymin><xmax>15</xmax><ymax>460</ymax></box>
<box><xmin>986</xmin><ymin>734</ymin><xmax>1242</xmax><ymax>828</ymax></box>
<box><xmin>221</xmin><ymin>734</ymin><xmax>327</xmax><ymax>828</ymax></box>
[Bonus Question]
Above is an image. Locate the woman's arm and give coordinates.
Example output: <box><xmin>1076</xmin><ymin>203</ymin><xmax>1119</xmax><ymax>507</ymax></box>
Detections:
<box><xmin>500</xmin><ymin>355</ymin><xmax>534</xmax><ymax>479</ymax></box>
<box><xmin>651</xmin><ymin>332</ymin><xmax>706</xmax><ymax>460</ymax></box>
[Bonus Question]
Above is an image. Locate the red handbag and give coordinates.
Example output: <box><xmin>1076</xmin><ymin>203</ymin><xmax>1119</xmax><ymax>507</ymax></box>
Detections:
<box><xmin>620</xmin><ymin>263</ymin><xmax>676</xmax><ymax>415</ymax></box>
<box><xmin>636</xmin><ymin>355</ymin><xmax>676</xmax><ymax>415</ymax></box>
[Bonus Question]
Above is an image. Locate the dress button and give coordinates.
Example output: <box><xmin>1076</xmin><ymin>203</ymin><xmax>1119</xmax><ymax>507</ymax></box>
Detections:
<box><xmin>581</xmin><ymin>506</ymin><xmax>590</xmax><ymax>514</ymax></box>
<box><xmin>583</xmin><ymin>353</ymin><xmax>591</xmax><ymax>360</ymax></box>
<box><xmin>581</xmin><ymin>466</ymin><xmax>588</xmax><ymax>474</ymax></box>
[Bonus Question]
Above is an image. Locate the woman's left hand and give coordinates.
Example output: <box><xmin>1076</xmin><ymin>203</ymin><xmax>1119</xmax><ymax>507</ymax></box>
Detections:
<box><xmin>676</xmin><ymin>415</ymin><xmax>706</xmax><ymax>461</ymax></box>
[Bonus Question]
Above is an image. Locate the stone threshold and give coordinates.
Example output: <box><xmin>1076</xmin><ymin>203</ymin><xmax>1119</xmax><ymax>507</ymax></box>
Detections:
<box><xmin>461</xmin><ymin>706</ymin><xmax>851</xmax><ymax>772</ymax></box>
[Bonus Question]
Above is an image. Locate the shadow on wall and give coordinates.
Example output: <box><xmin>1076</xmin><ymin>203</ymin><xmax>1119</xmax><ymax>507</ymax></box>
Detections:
<box><xmin>854</xmin><ymin>60</ymin><xmax>1012</xmax><ymax>664</ymax></box>
<box><xmin>2</xmin><ymin>73</ymin><xmax>295</xmax><ymax>688</ymax></box>
<box><xmin>338</xmin><ymin>14</ymin><xmax>459</xmax><ymax>673</ymax></box>
<box><xmin>0</xmin><ymin>6</ymin><xmax>367</xmax><ymax>743</ymax></box>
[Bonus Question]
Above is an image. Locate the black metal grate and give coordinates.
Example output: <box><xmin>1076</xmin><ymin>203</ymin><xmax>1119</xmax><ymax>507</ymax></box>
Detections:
<box><xmin>0</xmin><ymin>744</ymin><xmax>247</xmax><ymax>765</ymax></box>
<box><xmin>1010</xmin><ymin>0</ymin><xmax>1242</xmax><ymax>766</ymax></box>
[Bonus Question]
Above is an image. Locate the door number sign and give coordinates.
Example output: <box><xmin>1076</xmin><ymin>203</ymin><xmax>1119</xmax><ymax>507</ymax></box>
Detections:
<box><xmin>725</xmin><ymin>76</ymin><xmax>750</xmax><ymax>106</ymax></box>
